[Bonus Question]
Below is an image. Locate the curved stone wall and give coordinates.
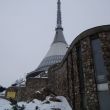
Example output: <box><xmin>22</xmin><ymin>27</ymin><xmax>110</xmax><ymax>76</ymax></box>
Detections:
<box><xmin>48</xmin><ymin>25</ymin><xmax>110</xmax><ymax>110</ymax></box>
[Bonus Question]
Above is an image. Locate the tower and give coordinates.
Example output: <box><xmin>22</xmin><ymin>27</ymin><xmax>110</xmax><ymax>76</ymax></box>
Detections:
<box><xmin>27</xmin><ymin>0</ymin><xmax>68</xmax><ymax>78</ymax></box>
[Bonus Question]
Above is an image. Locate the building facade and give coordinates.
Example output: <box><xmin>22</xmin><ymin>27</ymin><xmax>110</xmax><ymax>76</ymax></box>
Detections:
<box><xmin>5</xmin><ymin>1</ymin><xmax>110</xmax><ymax>110</ymax></box>
<box><xmin>6</xmin><ymin>25</ymin><xmax>110</xmax><ymax>110</ymax></box>
<box><xmin>48</xmin><ymin>25</ymin><xmax>110</xmax><ymax>110</ymax></box>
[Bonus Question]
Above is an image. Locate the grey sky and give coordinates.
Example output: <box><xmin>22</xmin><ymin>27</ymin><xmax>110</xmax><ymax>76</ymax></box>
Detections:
<box><xmin>0</xmin><ymin>0</ymin><xmax>110</xmax><ymax>87</ymax></box>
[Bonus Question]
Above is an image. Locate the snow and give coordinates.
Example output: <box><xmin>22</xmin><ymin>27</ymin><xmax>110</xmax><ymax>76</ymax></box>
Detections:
<box><xmin>11</xmin><ymin>78</ymin><xmax>26</xmax><ymax>87</ymax></box>
<box><xmin>0</xmin><ymin>96</ymin><xmax>72</xmax><ymax>110</ymax></box>
<box><xmin>18</xmin><ymin>96</ymin><xmax>72</xmax><ymax>110</ymax></box>
<box><xmin>0</xmin><ymin>98</ymin><xmax>11</xmax><ymax>110</ymax></box>
<box><xmin>35</xmin><ymin>91</ymin><xmax>41</xmax><ymax>94</ymax></box>
<box><xmin>0</xmin><ymin>91</ymin><xmax>5</xmax><ymax>97</ymax></box>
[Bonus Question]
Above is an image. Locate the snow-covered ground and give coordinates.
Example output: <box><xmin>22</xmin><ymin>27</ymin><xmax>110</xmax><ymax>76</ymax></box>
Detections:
<box><xmin>0</xmin><ymin>96</ymin><xmax>72</xmax><ymax>110</ymax></box>
<box><xmin>0</xmin><ymin>91</ymin><xmax>5</xmax><ymax>97</ymax></box>
<box><xmin>0</xmin><ymin>98</ymin><xmax>12</xmax><ymax>109</ymax></box>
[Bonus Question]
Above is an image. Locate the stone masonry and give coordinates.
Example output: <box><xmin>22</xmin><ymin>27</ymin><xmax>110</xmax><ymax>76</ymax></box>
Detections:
<box><xmin>8</xmin><ymin>25</ymin><xmax>110</xmax><ymax>110</ymax></box>
<box><xmin>48</xmin><ymin>25</ymin><xmax>110</xmax><ymax>110</ymax></box>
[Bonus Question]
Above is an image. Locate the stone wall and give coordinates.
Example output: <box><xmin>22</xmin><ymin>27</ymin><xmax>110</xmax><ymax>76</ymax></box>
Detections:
<box><xmin>99</xmin><ymin>32</ymin><xmax>110</xmax><ymax>73</ymax></box>
<box><xmin>48</xmin><ymin>61</ymin><xmax>69</xmax><ymax>97</ymax></box>
<box><xmin>99</xmin><ymin>32</ymin><xmax>110</xmax><ymax>89</ymax></box>
<box><xmin>17</xmin><ymin>87</ymin><xmax>26</xmax><ymax>101</ymax></box>
<box><xmin>14</xmin><ymin>25</ymin><xmax>110</xmax><ymax>110</ymax></box>
<box><xmin>71</xmin><ymin>47</ymin><xmax>81</xmax><ymax>110</ymax></box>
<box><xmin>80</xmin><ymin>37</ymin><xmax>99</xmax><ymax>110</ymax></box>
<box><xmin>25</xmin><ymin>78</ymin><xmax>48</xmax><ymax>100</ymax></box>
<box><xmin>6</xmin><ymin>78</ymin><xmax>48</xmax><ymax>101</ymax></box>
<box><xmin>48</xmin><ymin>25</ymin><xmax>110</xmax><ymax>110</ymax></box>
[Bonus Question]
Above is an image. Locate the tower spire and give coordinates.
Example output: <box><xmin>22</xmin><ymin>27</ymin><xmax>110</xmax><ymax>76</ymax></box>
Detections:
<box><xmin>52</xmin><ymin>0</ymin><xmax>67</xmax><ymax>44</ymax></box>
<box><xmin>26</xmin><ymin>0</ymin><xmax>68</xmax><ymax>78</ymax></box>
<box><xmin>57</xmin><ymin>0</ymin><xmax>62</xmax><ymax>29</ymax></box>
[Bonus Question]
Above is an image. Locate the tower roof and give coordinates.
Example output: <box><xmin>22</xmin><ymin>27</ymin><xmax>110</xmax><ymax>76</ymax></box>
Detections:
<box><xmin>27</xmin><ymin>0</ymin><xmax>68</xmax><ymax>78</ymax></box>
<box><xmin>52</xmin><ymin>28</ymin><xmax>67</xmax><ymax>44</ymax></box>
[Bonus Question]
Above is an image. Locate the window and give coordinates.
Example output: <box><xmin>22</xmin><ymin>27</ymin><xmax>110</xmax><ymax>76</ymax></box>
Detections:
<box><xmin>92</xmin><ymin>38</ymin><xmax>108</xmax><ymax>83</ymax></box>
<box><xmin>98</xmin><ymin>91</ymin><xmax>110</xmax><ymax>110</ymax></box>
<box><xmin>91</xmin><ymin>37</ymin><xmax>110</xmax><ymax>110</ymax></box>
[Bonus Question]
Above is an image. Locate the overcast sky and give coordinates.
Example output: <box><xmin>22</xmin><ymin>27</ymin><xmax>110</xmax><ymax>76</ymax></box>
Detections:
<box><xmin>0</xmin><ymin>0</ymin><xmax>110</xmax><ymax>87</ymax></box>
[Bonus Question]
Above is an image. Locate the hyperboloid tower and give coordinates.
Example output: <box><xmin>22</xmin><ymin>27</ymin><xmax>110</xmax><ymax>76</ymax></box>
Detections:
<box><xmin>27</xmin><ymin>0</ymin><xmax>68</xmax><ymax>78</ymax></box>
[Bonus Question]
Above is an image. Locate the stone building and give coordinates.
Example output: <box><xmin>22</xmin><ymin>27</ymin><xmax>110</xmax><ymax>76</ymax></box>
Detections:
<box><xmin>23</xmin><ymin>0</ymin><xmax>68</xmax><ymax>100</ymax></box>
<box><xmin>5</xmin><ymin>0</ymin><xmax>110</xmax><ymax>110</ymax></box>
<box><xmin>6</xmin><ymin>0</ymin><xmax>68</xmax><ymax>101</ymax></box>
<box><xmin>48</xmin><ymin>25</ymin><xmax>110</xmax><ymax>110</ymax></box>
<box><xmin>6</xmin><ymin>25</ymin><xmax>110</xmax><ymax>110</ymax></box>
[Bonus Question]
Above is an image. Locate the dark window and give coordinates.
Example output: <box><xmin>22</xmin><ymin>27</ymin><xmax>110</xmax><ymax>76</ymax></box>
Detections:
<box><xmin>98</xmin><ymin>91</ymin><xmax>110</xmax><ymax>110</ymax></box>
<box><xmin>91</xmin><ymin>37</ymin><xmax>110</xmax><ymax>110</ymax></box>
<box><xmin>91</xmin><ymin>38</ymin><xmax>108</xmax><ymax>83</ymax></box>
